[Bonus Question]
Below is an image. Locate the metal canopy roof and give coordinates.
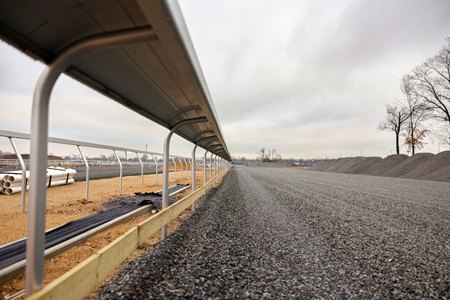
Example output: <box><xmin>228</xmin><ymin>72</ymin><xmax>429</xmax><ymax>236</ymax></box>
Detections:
<box><xmin>0</xmin><ymin>0</ymin><xmax>230</xmax><ymax>161</ymax></box>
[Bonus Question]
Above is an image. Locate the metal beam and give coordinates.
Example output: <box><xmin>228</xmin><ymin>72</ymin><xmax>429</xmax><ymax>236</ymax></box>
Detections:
<box><xmin>113</xmin><ymin>150</ymin><xmax>123</xmax><ymax>192</ymax></box>
<box><xmin>77</xmin><ymin>146</ymin><xmax>90</xmax><ymax>201</ymax></box>
<box><xmin>203</xmin><ymin>150</ymin><xmax>208</xmax><ymax>184</ymax></box>
<box><xmin>191</xmin><ymin>144</ymin><xmax>198</xmax><ymax>210</ymax></box>
<box><xmin>151</xmin><ymin>154</ymin><xmax>159</xmax><ymax>185</ymax></box>
<box><xmin>0</xmin><ymin>129</ymin><xmax>161</xmax><ymax>156</ymax></box>
<box><xmin>9</xmin><ymin>138</ymin><xmax>27</xmax><ymax>213</ymax></box>
<box><xmin>209</xmin><ymin>153</ymin><xmax>213</xmax><ymax>179</ymax></box>
<box><xmin>136</xmin><ymin>152</ymin><xmax>144</xmax><ymax>186</ymax></box>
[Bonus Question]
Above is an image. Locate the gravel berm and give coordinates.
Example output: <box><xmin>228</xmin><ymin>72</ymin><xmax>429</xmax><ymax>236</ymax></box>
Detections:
<box><xmin>96</xmin><ymin>166</ymin><xmax>450</xmax><ymax>299</ymax></box>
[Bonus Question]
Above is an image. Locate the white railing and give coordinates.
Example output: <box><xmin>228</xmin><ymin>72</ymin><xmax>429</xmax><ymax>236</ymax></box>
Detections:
<box><xmin>0</xmin><ymin>130</ymin><xmax>209</xmax><ymax>211</ymax></box>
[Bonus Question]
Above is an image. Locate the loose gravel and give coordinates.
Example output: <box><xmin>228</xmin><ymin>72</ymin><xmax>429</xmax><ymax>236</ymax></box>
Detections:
<box><xmin>97</xmin><ymin>166</ymin><xmax>450</xmax><ymax>299</ymax></box>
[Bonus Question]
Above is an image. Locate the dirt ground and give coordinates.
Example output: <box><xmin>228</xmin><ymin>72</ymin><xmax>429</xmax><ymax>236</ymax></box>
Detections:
<box><xmin>0</xmin><ymin>166</ymin><xmax>211</xmax><ymax>298</ymax></box>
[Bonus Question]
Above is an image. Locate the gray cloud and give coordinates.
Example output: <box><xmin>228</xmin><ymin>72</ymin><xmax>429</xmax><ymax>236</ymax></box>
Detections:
<box><xmin>1</xmin><ymin>1</ymin><xmax>450</xmax><ymax>159</ymax></box>
<box><xmin>179</xmin><ymin>0</ymin><xmax>450</xmax><ymax>158</ymax></box>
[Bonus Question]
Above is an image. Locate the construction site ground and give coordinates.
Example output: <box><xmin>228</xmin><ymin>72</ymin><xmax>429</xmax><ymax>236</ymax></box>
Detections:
<box><xmin>0</xmin><ymin>166</ymin><xmax>208</xmax><ymax>298</ymax></box>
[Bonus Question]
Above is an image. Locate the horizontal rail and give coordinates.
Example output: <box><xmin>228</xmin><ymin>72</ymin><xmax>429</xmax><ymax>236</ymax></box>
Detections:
<box><xmin>27</xmin><ymin>167</ymin><xmax>229</xmax><ymax>300</ymax></box>
<box><xmin>0</xmin><ymin>130</ymin><xmax>162</xmax><ymax>156</ymax></box>
<box><xmin>0</xmin><ymin>130</ymin><xmax>208</xmax><ymax>160</ymax></box>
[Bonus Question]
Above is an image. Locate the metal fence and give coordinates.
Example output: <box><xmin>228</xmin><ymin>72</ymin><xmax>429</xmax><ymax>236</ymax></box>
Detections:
<box><xmin>0</xmin><ymin>129</ymin><xmax>213</xmax><ymax>213</ymax></box>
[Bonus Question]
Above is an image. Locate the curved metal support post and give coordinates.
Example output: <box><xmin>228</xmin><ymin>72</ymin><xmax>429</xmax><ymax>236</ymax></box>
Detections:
<box><xmin>161</xmin><ymin>117</ymin><xmax>208</xmax><ymax>240</ymax></box>
<box><xmin>9</xmin><ymin>138</ymin><xmax>27</xmax><ymax>213</ymax></box>
<box><xmin>215</xmin><ymin>155</ymin><xmax>218</xmax><ymax>177</ymax></box>
<box><xmin>77</xmin><ymin>146</ymin><xmax>90</xmax><ymax>201</ymax></box>
<box><xmin>25</xmin><ymin>26</ymin><xmax>156</xmax><ymax>295</ymax></box>
<box><xmin>172</xmin><ymin>157</ymin><xmax>177</xmax><ymax>180</ymax></box>
<box><xmin>183</xmin><ymin>158</ymin><xmax>188</xmax><ymax>178</ymax></box>
<box><xmin>136</xmin><ymin>152</ymin><xmax>144</xmax><ymax>186</ymax></box>
<box><xmin>178</xmin><ymin>157</ymin><xmax>183</xmax><ymax>178</ymax></box>
<box><xmin>203</xmin><ymin>150</ymin><xmax>208</xmax><ymax>185</ymax></box>
<box><xmin>114</xmin><ymin>150</ymin><xmax>123</xmax><ymax>192</ymax></box>
<box><xmin>151</xmin><ymin>154</ymin><xmax>158</xmax><ymax>185</ymax></box>
<box><xmin>191</xmin><ymin>144</ymin><xmax>198</xmax><ymax>210</ymax></box>
<box><xmin>209</xmin><ymin>153</ymin><xmax>213</xmax><ymax>179</ymax></box>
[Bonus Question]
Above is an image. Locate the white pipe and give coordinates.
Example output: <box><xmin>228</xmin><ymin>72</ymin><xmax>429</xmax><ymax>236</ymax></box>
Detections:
<box><xmin>5</xmin><ymin>179</ymin><xmax>75</xmax><ymax>195</ymax></box>
<box><xmin>6</xmin><ymin>169</ymin><xmax>76</xmax><ymax>183</ymax></box>
<box><xmin>3</xmin><ymin>181</ymin><xmax>12</xmax><ymax>188</ymax></box>
<box><xmin>5</xmin><ymin>171</ymin><xmax>31</xmax><ymax>183</ymax></box>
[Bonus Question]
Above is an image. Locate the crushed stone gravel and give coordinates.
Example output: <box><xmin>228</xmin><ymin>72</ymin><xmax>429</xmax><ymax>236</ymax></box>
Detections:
<box><xmin>96</xmin><ymin>166</ymin><xmax>450</xmax><ymax>299</ymax></box>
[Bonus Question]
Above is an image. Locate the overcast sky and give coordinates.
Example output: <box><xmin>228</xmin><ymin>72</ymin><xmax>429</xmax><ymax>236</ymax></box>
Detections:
<box><xmin>1</xmin><ymin>0</ymin><xmax>450</xmax><ymax>159</ymax></box>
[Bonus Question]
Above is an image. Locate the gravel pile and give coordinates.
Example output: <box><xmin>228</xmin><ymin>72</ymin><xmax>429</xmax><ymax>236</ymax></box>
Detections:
<box><xmin>308</xmin><ymin>159</ymin><xmax>333</xmax><ymax>171</ymax></box>
<box><xmin>97</xmin><ymin>167</ymin><xmax>449</xmax><ymax>299</ymax></box>
<box><xmin>364</xmin><ymin>154</ymin><xmax>409</xmax><ymax>175</ymax></box>
<box><xmin>345</xmin><ymin>156</ymin><xmax>382</xmax><ymax>174</ymax></box>
<box><xmin>403</xmin><ymin>151</ymin><xmax>450</xmax><ymax>180</ymax></box>
<box><xmin>383</xmin><ymin>153</ymin><xmax>434</xmax><ymax>177</ymax></box>
<box><xmin>309</xmin><ymin>152</ymin><xmax>450</xmax><ymax>182</ymax></box>
<box><xmin>333</xmin><ymin>157</ymin><xmax>365</xmax><ymax>173</ymax></box>
<box><xmin>324</xmin><ymin>157</ymin><xmax>353</xmax><ymax>172</ymax></box>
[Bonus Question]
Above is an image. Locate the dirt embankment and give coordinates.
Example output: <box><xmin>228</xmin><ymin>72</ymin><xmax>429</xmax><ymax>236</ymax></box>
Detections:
<box><xmin>309</xmin><ymin>151</ymin><xmax>450</xmax><ymax>182</ymax></box>
<box><xmin>0</xmin><ymin>169</ymin><xmax>208</xmax><ymax>297</ymax></box>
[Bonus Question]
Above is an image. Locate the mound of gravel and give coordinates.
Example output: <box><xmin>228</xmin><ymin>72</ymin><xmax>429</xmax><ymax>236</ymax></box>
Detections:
<box><xmin>383</xmin><ymin>153</ymin><xmax>434</xmax><ymax>178</ymax></box>
<box><xmin>364</xmin><ymin>154</ymin><xmax>409</xmax><ymax>176</ymax></box>
<box><xmin>309</xmin><ymin>159</ymin><xmax>334</xmax><ymax>171</ymax></box>
<box><xmin>333</xmin><ymin>157</ymin><xmax>364</xmax><ymax>173</ymax></box>
<box><xmin>324</xmin><ymin>157</ymin><xmax>353</xmax><ymax>172</ymax></box>
<box><xmin>424</xmin><ymin>164</ymin><xmax>450</xmax><ymax>181</ymax></box>
<box><xmin>345</xmin><ymin>156</ymin><xmax>383</xmax><ymax>174</ymax></box>
<box><xmin>402</xmin><ymin>150</ymin><xmax>450</xmax><ymax>181</ymax></box>
<box><xmin>308</xmin><ymin>151</ymin><xmax>450</xmax><ymax>182</ymax></box>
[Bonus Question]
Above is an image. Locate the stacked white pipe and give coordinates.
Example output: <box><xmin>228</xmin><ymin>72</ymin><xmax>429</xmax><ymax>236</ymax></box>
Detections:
<box><xmin>0</xmin><ymin>167</ymin><xmax>76</xmax><ymax>195</ymax></box>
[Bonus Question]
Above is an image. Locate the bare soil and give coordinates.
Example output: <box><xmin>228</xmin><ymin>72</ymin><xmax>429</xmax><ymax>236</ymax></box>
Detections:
<box><xmin>0</xmin><ymin>166</ymin><xmax>208</xmax><ymax>298</ymax></box>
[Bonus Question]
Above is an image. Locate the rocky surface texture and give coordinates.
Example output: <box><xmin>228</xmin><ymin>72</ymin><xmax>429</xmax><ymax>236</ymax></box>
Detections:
<box><xmin>97</xmin><ymin>166</ymin><xmax>450</xmax><ymax>299</ymax></box>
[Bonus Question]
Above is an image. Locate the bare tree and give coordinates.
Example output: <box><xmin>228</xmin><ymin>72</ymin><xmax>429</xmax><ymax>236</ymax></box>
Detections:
<box><xmin>379</xmin><ymin>104</ymin><xmax>410</xmax><ymax>154</ymax></box>
<box><xmin>257</xmin><ymin>148</ymin><xmax>266</xmax><ymax>161</ymax></box>
<box><xmin>270</xmin><ymin>148</ymin><xmax>277</xmax><ymax>161</ymax></box>
<box><xmin>401</xmin><ymin>75</ymin><xmax>429</xmax><ymax>155</ymax></box>
<box><xmin>410</xmin><ymin>39</ymin><xmax>450</xmax><ymax>141</ymax></box>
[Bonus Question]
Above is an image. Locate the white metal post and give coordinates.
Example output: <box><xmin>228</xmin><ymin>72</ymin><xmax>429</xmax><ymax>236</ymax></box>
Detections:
<box><xmin>172</xmin><ymin>157</ymin><xmax>177</xmax><ymax>180</ymax></box>
<box><xmin>214</xmin><ymin>155</ymin><xmax>217</xmax><ymax>177</ymax></box>
<box><xmin>9</xmin><ymin>138</ymin><xmax>27</xmax><ymax>213</ymax></box>
<box><xmin>136</xmin><ymin>152</ymin><xmax>143</xmax><ymax>186</ymax></box>
<box><xmin>178</xmin><ymin>157</ymin><xmax>183</xmax><ymax>178</ymax></box>
<box><xmin>114</xmin><ymin>150</ymin><xmax>123</xmax><ymax>192</ymax></box>
<box><xmin>203</xmin><ymin>150</ymin><xmax>208</xmax><ymax>184</ymax></box>
<box><xmin>151</xmin><ymin>154</ymin><xmax>158</xmax><ymax>185</ymax></box>
<box><xmin>191</xmin><ymin>144</ymin><xmax>198</xmax><ymax>210</ymax></box>
<box><xmin>25</xmin><ymin>26</ymin><xmax>156</xmax><ymax>295</ymax></box>
<box><xmin>209</xmin><ymin>153</ymin><xmax>213</xmax><ymax>179</ymax></box>
<box><xmin>183</xmin><ymin>158</ymin><xmax>188</xmax><ymax>179</ymax></box>
<box><xmin>161</xmin><ymin>117</ymin><xmax>207</xmax><ymax>240</ymax></box>
<box><xmin>77</xmin><ymin>146</ymin><xmax>89</xmax><ymax>201</ymax></box>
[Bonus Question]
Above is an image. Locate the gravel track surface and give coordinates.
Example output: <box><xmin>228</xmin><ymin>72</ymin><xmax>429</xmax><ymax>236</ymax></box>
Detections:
<box><xmin>97</xmin><ymin>167</ymin><xmax>450</xmax><ymax>299</ymax></box>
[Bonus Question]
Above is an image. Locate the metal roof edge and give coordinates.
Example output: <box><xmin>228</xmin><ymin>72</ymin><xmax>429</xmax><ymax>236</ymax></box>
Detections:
<box><xmin>137</xmin><ymin>0</ymin><xmax>230</xmax><ymax>160</ymax></box>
